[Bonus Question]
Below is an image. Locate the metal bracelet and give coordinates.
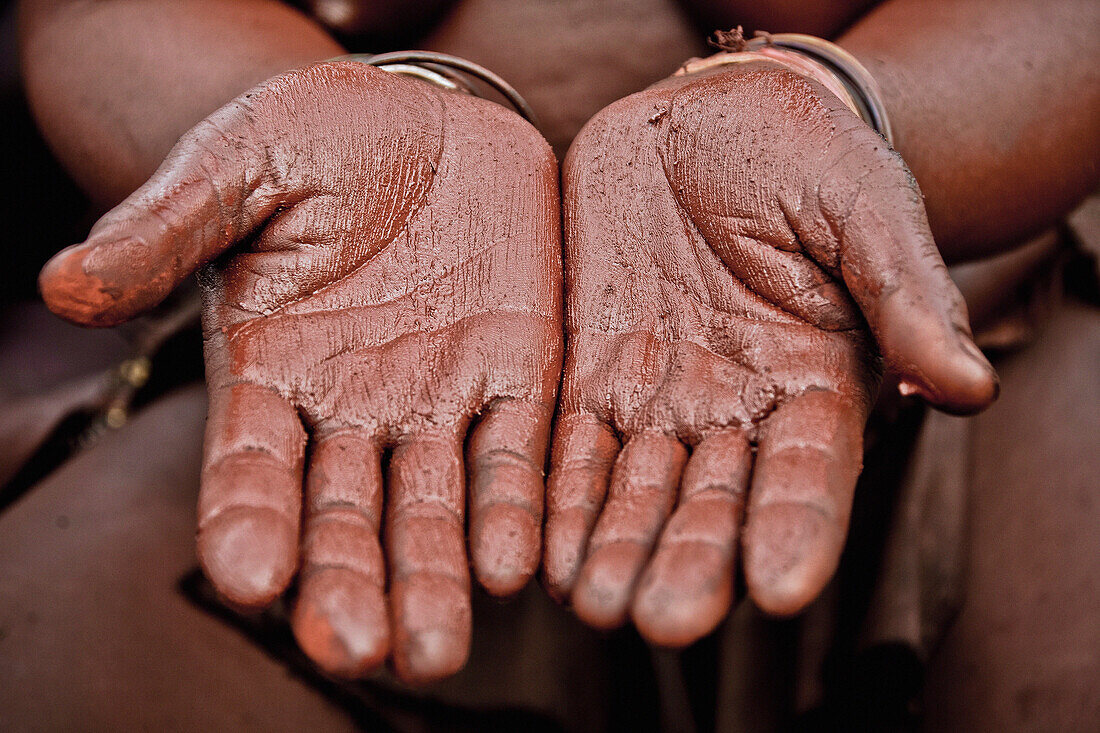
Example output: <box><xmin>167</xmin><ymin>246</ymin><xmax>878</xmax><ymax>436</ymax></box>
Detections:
<box><xmin>330</xmin><ymin>51</ymin><xmax>539</xmax><ymax>129</ymax></box>
<box><xmin>676</xmin><ymin>32</ymin><xmax>894</xmax><ymax>146</ymax></box>
<box><xmin>746</xmin><ymin>33</ymin><xmax>894</xmax><ymax>146</ymax></box>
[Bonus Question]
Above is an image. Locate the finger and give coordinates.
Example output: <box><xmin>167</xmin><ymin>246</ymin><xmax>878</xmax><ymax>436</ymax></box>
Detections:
<box><xmin>197</xmin><ymin>382</ymin><xmax>306</xmax><ymax>607</ymax></box>
<box><xmin>571</xmin><ymin>432</ymin><xmax>688</xmax><ymax>630</ymax></box>
<box><xmin>631</xmin><ymin>429</ymin><xmax>751</xmax><ymax>647</ymax></box>
<box><xmin>742</xmin><ymin>389</ymin><xmax>865</xmax><ymax>617</ymax></box>
<box><xmin>387</xmin><ymin>433</ymin><xmax>471</xmax><ymax>684</ymax></box>
<box><xmin>467</xmin><ymin>399</ymin><xmax>552</xmax><ymax>597</ymax></box>
<box><xmin>822</xmin><ymin>131</ymin><xmax>998</xmax><ymax>414</ymax></box>
<box><xmin>291</xmin><ymin>430</ymin><xmax>388</xmax><ymax>678</ymax></box>
<box><xmin>39</xmin><ymin>101</ymin><xmax>280</xmax><ymax>327</ymax></box>
<box><xmin>543</xmin><ymin>415</ymin><xmax>620</xmax><ymax>601</ymax></box>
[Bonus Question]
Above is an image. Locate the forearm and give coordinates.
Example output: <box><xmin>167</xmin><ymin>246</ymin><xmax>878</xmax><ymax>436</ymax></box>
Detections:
<box><xmin>19</xmin><ymin>0</ymin><xmax>343</xmax><ymax>207</ymax></box>
<box><xmin>840</xmin><ymin>0</ymin><xmax>1099</xmax><ymax>262</ymax></box>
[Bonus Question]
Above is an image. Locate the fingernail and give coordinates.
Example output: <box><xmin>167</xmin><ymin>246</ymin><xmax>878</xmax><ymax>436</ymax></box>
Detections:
<box><xmin>293</xmin><ymin>571</ymin><xmax>388</xmax><ymax>677</ymax></box>
<box><xmin>959</xmin><ymin>336</ymin><xmax>995</xmax><ymax>375</ymax></box>
<box><xmin>197</xmin><ymin>507</ymin><xmax>297</xmax><ymax>607</ymax></box>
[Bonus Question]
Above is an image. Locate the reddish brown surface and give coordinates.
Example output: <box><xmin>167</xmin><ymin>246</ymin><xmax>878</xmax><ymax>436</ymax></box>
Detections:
<box><xmin>19</xmin><ymin>0</ymin><xmax>1098</xmax><ymax>705</ymax></box>
<box><xmin>544</xmin><ymin>62</ymin><xmax>997</xmax><ymax>646</ymax></box>
<box><xmin>840</xmin><ymin>0</ymin><xmax>1100</xmax><ymax>261</ymax></box>
<box><xmin>0</xmin><ymin>387</ymin><xmax>360</xmax><ymax>731</ymax></box>
<box><xmin>39</xmin><ymin>62</ymin><xmax>563</xmax><ymax>684</ymax></box>
<box><xmin>925</xmin><ymin>297</ymin><xmax>1100</xmax><ymax>730</ymax></box>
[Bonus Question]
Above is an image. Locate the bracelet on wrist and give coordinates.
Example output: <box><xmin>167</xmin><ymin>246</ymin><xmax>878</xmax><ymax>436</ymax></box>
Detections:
<box><xmin>676</xmin><ymin>28</ymin><xmax>894</xmax><ymax>146</ymax></box>
<box><xmin>329</xmin><ymin>51</ymin><xmax>539</xmax><ymax>128</ymax></box>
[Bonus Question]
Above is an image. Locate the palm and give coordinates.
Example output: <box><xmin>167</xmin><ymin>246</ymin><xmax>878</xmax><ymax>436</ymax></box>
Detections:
<box><xmin>41</xmin><ymin>63</ymin><xmax>561</xmax><ymax>683</ymax></box>
<box><xmin>546</xmin><ymin>65</ymin><xmax>995</xmax><ymax>646</ymax></box>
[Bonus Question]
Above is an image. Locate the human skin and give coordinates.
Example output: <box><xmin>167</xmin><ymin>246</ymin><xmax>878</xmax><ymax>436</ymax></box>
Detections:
<box><xmin>19</xmin><ymin>0</ymin><xmax>344</xmax><ymax>206</ymax></box>
<box><xmin>34</xmin><ymin>56</ymin><xmax>562</xmax><ymax>683</ymax></box>
<box><xmin>21</xmin><ymin>0</ymin><xmax>1099</xmax><ymax>672</ymax></box>
<box><xmin>690</xmin><ymin>0</ymin><xmax>1100</xmax><ymax>262</ymax></box>
<box><xmin>543</xmin><ymin>0</ymin><xmax>1098</xmax><ymax>649</ymax></box>
<box><xmin>544</xmin><ymin>60</ymin><xmax>998</xmax><ymax>646</ymax></box>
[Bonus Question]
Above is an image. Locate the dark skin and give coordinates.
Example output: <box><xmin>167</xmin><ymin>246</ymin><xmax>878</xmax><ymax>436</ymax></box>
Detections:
<box><xmin>545</xmin><ymin>0</ymin><xmax>1098</xmax><ymax>642</ymax></box>
<box><xmin>26</xmin><ymin>1</ymin><xmax>563</xmax><ymax>685</ymax></box>
<box><xmin>21</xmin><ymin>0</ymin><xmax>1099</xmax><ymax>675</ymax></box>
<box><xmin>837</xmin><ymin>0</ymin><xmax>1100</xmax><ymax>261</ymax></box>
<box><xmin>545</xmin><ymin>61</ymin><xmax>996</xmax><ymax>644</ymax></box>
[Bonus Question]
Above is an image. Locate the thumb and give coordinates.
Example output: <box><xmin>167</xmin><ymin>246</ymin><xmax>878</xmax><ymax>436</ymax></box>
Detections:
<box><xmin>821</xmin><ymin>137</ymin><xmax>998</xmax><ymax>415</ymax></box>
<box><xmin>40</xmin><ymin>101</ymin><xmax>282</xmax><ymax>327</ymax></box>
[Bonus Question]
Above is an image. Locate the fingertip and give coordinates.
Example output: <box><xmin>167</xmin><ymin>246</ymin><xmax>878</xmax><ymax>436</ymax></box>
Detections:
<box><xmin>40</xmin><ymin>234</ymin><xmax>169</xmax><ymax>327</ymax></box>
<box><xmin>391</xmin><ymin>576</ymin><xmax>471</xmax><ymax>685</ymax></box>
<box><xmin>631</xmin><ymin>545</ymin><xmax>732</xmax><ymax>648</ymax></box>
<box><xmin>632</xmin><ymin>590</ymin><xmax>723</xmax><ymax>648</ymax></box>
<box><xmin>898</xmin><ymin>337</ymin><xmax>999</xmax><ymax>415</ymax></box>
<box><xmin>938</xmin><ymin>337</ymin><xmax>1000</xmax><ymax>414</ymax></box>
<box><xmin>197</xmin><ymin>506</ymin><xmax>298</xmax><ymax>607</ymax></box>
<box><xmin>292</xmin><ymin>569</ymin><xmax>389</xmax><ymax>678</ymax></box>
<box><xmin>541</xmin><ymin>508</ymin><xmax>590</xmax><ymax>602</ymax></box>
<box><xmin>746</xmin><ymin>577</ymin><xmax>814</xmax><ymax>618</ymax></box>
<box><xmin>875</xmin><ymin>287</ymin><xmax>999</xmax><ymax>415</ymax></box>
<box><xmin>39</xmin><ymin>244</ymin><xmax>118</xmax><ymax>327</ymax></box>
<box><xmin>472</xmin><ymin>504</ymin><xmax>539</xmax><ymax>597</ymax></box>
<box><xmin>571</xmin><ymin>543</ymin><xmax>646</xmax><ymax>630</ymax></box>
<box><xmin>393</xmin><ymin>628</ymin><xmax>469</xmax><ymax>686</ymax></box>
<box><xmin>743</xmin><ymin>503</ymin><xmax>842</xmax><ymax>618</ymax></box>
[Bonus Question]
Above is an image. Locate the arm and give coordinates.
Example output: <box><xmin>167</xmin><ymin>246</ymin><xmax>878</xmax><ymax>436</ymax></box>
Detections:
<box><xmin>19</xmin><ymin>0</ymin><xmax>343</xmax><ymax>206</ymax></box>
<box><xmin>683</xmin><ymin>0</ymin><xmax>1098</xmax><ymax>262</ymax></box>
<box><xmin>546</xmin><ymin>59</ymin><xmax>998</xmax><ymax>642</ymax></box>
<box><xmin>28</xmin><ymin>2</ymin><xmax>564</xmax><ymax>684</ymax></box>
<box><xmin>840</xmin><ymin>0</ymin><xmax>1099</xmax><ymax>262</ymax></box>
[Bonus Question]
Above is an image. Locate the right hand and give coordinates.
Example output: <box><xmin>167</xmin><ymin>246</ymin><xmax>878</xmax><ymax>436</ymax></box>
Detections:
<box><xmin>40</xmin><ymin>62</ymin><xmax>563</xmax><ymax>684</ymax></box>
<box><xmin>544</xmin><ymin>63</ymin><xmax>997</xmax><ymax>646</ymax></box>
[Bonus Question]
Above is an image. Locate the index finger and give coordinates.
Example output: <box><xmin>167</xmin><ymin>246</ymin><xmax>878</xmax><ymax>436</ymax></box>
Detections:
<box><xmin>197</xmin><ymin>381</ymin><xmax>306</xmax><ymax>607</ymax></box>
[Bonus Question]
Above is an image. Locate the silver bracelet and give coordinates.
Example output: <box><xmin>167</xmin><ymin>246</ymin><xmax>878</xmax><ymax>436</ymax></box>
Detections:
<box><xmin>679</xmin><ymin>29</ymin><xmax>895</xmax><ymax>146</ymax></box>
<box><xmin>330</xmin><ymin>51</ymin><xmax>539</xmax><ymax>128</ymax></box>
<box><xmin>747</xmin><ymin>33</ymin><xmax>894</xmax><ymax>146</ymax></box>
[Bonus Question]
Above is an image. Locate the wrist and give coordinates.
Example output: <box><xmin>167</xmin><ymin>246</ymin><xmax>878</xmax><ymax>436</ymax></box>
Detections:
<box><xmin>675</xmin><ymin>28</ymin><xmax>894</xmax><ymax>146</ymax></box>
<box><xmin>329</xmin><ymin>51</ymin><xmax>538</xmax><ymax>128</ymax></box>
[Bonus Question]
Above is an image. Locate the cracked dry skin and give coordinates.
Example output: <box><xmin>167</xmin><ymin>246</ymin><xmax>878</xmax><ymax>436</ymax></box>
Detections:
<box><xmin>544</xmin><ymin>63</ymin><xmax>998</xmax><ymax>647</ymax></box>
<box><xmin>39</xmin><ymin>62</ymin><xmax>563</xmax><ymax>685</ymax></box>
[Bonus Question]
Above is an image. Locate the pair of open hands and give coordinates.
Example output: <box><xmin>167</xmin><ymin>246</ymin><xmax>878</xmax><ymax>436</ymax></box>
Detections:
<box><xmin>40</xmin><ymin>60</ymin><xmax>996</xmax><ymax>684</ymax></box>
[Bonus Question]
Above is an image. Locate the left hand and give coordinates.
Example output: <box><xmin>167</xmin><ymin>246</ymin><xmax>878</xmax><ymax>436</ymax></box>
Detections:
<box><xmin>39</xmin><ymin>62</ymin><xmax>563</xmax><ymax>683</ymax></box>
<box><xmin>545</xmin><ymin>62</ymin><xmax>998</xmax><ymax>646</ymax></box>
